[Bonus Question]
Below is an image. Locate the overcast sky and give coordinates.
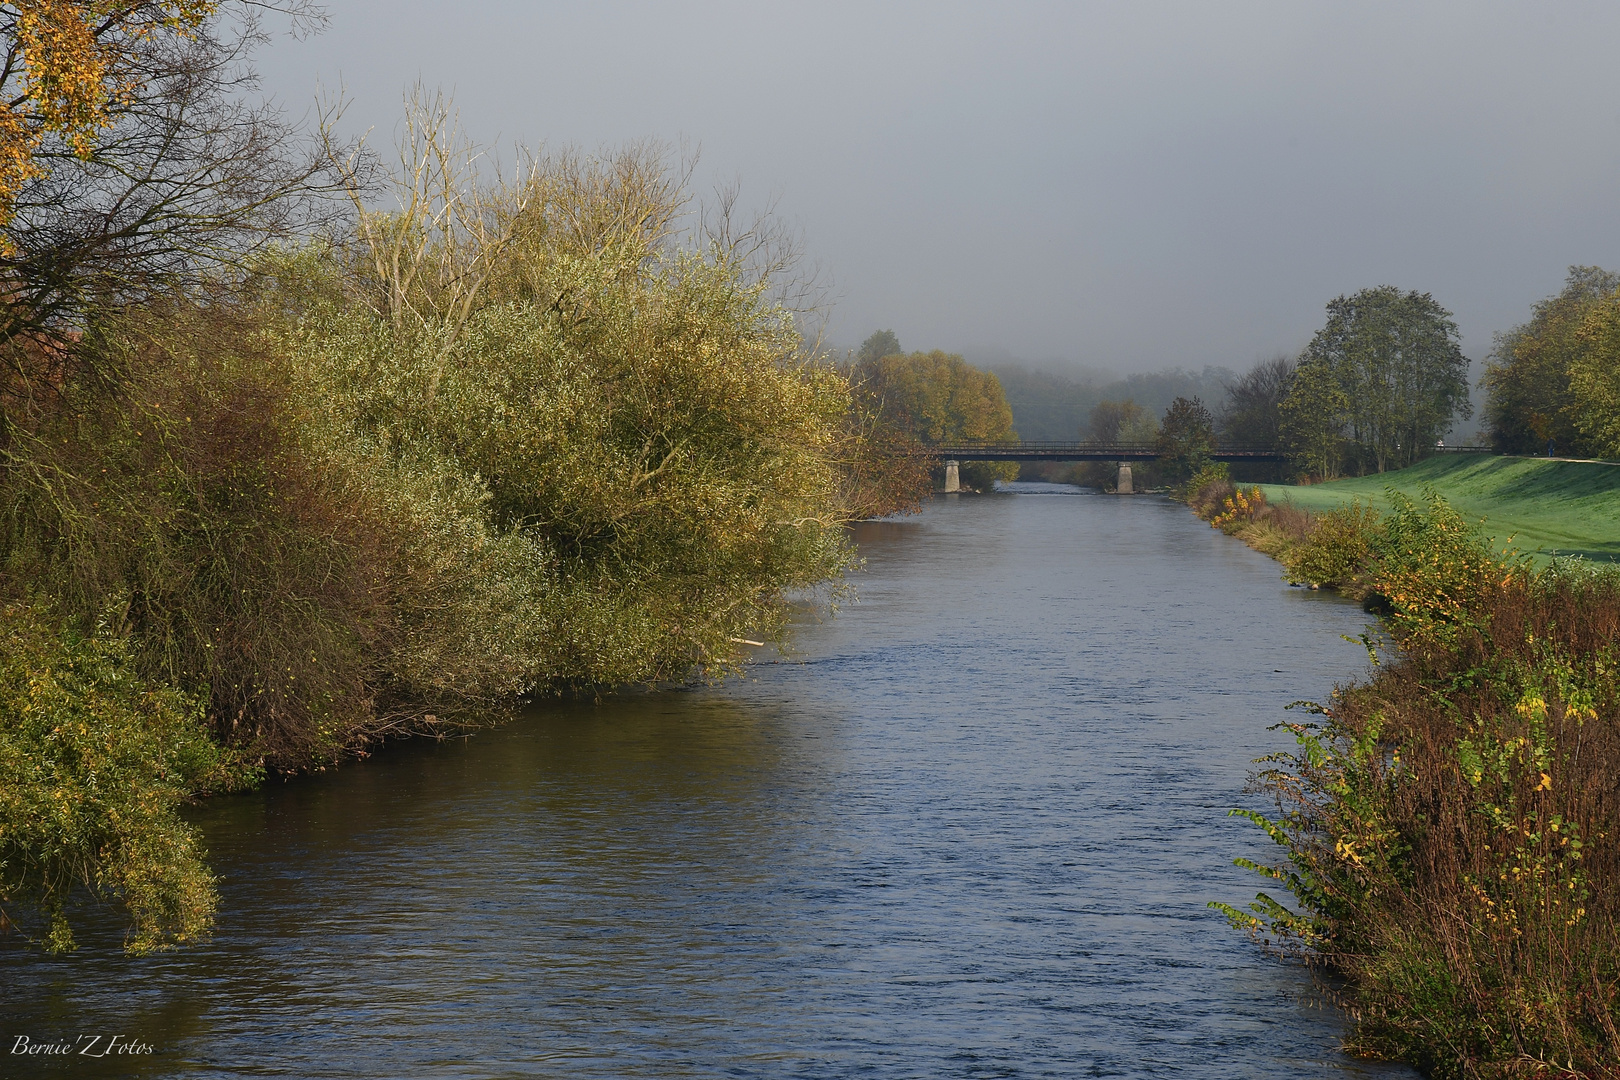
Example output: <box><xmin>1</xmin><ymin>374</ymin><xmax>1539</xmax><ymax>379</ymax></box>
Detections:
<box><xmin>256</xmin><ymin>1</ymin><xmax>1620</xmax><ymax>374</ymax></box>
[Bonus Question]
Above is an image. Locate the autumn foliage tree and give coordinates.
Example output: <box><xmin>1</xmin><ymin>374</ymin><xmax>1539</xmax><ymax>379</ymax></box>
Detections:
<box><xmin>0</xmin><ymin>1</ymin><xmax>330</xmax><ymax>373</ymax></box>
<box><xmin>832</xmin><ymin>329</ymin><xmax>931</xmax><ymax>516</ymax></box>
<box><xmin>857</xmin><ymin>347</ymin><xmax>1019</xmax><ymax>490</ymax></box>
<box><xmin>0</xmin><ymin>2</ymin><xmax>217</xmax><ymax>223</ymax></box>
<box><xmin>1483</xmin><ymin>266</ymin><xmax>1620</xmax><ymax>457</ymax></box>
<box><xmin>0</xmin><ymin>0</ymin><xmax>335</xmax><ymax>956</ymax></box>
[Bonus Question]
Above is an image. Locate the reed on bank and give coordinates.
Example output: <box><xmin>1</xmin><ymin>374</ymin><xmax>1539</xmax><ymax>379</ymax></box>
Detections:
<box><xmin>1193</xmin><ymin>472</ymin><xmax>1620</xmax><ymax>1076</ymax></box>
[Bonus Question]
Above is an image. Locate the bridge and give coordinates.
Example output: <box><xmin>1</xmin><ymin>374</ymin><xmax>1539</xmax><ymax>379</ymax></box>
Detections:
<box><xmin>929</xmin><ymin>441</ymin><xmax>1284</xmax><ymax>462</ymax></box>
<box><xmin>927</xmin><ymin>442</ymin><xmax>1493</xmax><ymax>492</ymax></box>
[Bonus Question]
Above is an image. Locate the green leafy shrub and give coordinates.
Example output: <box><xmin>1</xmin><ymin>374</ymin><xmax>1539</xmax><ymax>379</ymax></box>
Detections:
<box><xmin>274</xmin><ymin>196</ymin><xmax>857</xmax><ymax>691</ymax></box>
<box><xmin>1185</xmin><ymin>462</ymin><xmax>1232</xmax><ymax>508</ymax></box>
<box><xmin>1281</xmin><ymin>501</ymin><xmax>1381</xmax><ymax>589</ymax></box>
<box><xmin>1366</xmin><ymin>491</ymin><xmax>1526</xmax><ymax>650</ymax></box>
<box><xmin>1</xmin><ymin>141</ymin><xmax>865</xmax><ymax>761</ymax></box>
<box><xmin>0</xmin><ymin>602</ymin><xmax>246</xmax><ymax>953</ymax></box>
<box><xmin>268</xmin><ymin>130</ymin><xmax>862</xmax><ymax>692</ymax></box>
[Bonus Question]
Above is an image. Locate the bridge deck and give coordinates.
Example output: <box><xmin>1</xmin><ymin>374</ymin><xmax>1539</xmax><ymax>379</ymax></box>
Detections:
<box><xmin>926</xmin><ymin>443</ymin><xmax>1494</xmax><ymax>463</ymax></box>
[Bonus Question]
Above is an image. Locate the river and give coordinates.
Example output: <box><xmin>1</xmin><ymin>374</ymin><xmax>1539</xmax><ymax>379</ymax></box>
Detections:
<box><xmin>2</xmin><ymin>484</ymin><xmax>1420</xmax><ymax>1078</ymax></box>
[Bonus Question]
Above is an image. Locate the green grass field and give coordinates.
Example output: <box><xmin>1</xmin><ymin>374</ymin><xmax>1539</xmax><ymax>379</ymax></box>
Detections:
<box><xmin>1257</xmin><ymin>455</ymin><xmax>1620</xmax><ymax>563</ymax></box>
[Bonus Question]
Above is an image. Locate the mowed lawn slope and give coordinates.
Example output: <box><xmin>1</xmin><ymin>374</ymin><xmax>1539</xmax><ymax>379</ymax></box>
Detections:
<box><xmin>1258</xmin><ymin>455</ymin><xmax>1620</xmax><ymax>563</ymax></box>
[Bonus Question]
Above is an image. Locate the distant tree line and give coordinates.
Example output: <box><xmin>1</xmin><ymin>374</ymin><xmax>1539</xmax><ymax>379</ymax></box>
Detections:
<box><xmin>1219</xmin><ymin>270</ymin><xmax>1620</xmax><ymax>475</ymax></box>
<box><xmin>1093</xmin><ymin>287</ymin><xmax>1475</xmax><ymax>482</ymax></box>
<box><xmin>862</xmin><ymin>284</ymin><xmax>1489</xmax><ymax>491</ymax></box>
<box><xmin>1220</xmin><ymin>269</ymin><xmax>1620</xmax><ymax>476</ymax></box>
<box><xmin>991</xmin><ymin>364</ymin><xmax>1235</xmax><ymax>443</ymax></box>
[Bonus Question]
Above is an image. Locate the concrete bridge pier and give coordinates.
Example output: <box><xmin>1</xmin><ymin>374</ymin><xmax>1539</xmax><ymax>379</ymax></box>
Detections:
<box><xmin>943</xmin><ymin>460</ymin><xmax>960</xmax><ymax>493</ymax></box>
<box><xmin>1116</xmin><ymin>463</ymin><xmax>1133</xmax><ymax>494</ymax></box>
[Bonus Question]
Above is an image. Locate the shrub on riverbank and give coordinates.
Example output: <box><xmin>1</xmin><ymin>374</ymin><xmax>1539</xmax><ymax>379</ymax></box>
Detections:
<box><xmin>275</xmin><ymin>243</ymin><xmax>857</xmax><ymax>693</ymax></box>
<box><xmin>1185</xmin><ymin>464</ymin><xmax>1233</xmax><ymax>513</ymax></box>
<box><xmin>1253</xmin><ymin>456</ymin><xmax>1620</xmax><ymax>565</ymax></box>
<box><xmin>1280</xmin><ymin>502</ymin><xmax>1382</xmax><ymax>592</ymax></box>
<box><xmin>1210</xmin><ymin>485</ymin><xmax>1266</xmax><ymax>532</ymax></box>
<box><xmin>1206</xmin><ymin>490</ymin><xmax>1620</xmax><ymax>1076</ymax></box>
<box><xmin>1188</xmin><ymin>473</ymin><xmax>1345</xmax><ymax>580</ymax></box>
<box><xmin>0</xmin><ymin>603</ymin><xmax>255</xmax><ymax>953</ymax></box>
<box><xmin>3</xmin><ymin>304</ymin><xmax>407</xmax><ymax>769</ymax></box>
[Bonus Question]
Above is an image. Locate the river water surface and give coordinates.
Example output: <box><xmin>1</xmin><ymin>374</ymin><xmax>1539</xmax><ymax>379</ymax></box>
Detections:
<box><xmin>3</xmin><ymin>485</ymin><xmax>1421</xmax><ymax>1078</ymax></box>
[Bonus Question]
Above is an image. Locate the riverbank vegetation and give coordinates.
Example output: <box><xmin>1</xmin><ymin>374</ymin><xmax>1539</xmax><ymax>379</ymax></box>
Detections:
<box><xmin>1194</xmin><ymin>475</ymin><xmax>1620</xmax><ymax>1075</ymax></box>
<box><xmin>0</xmin><ymin>9</ymin><xmax>920</xmax><ymax>952</ymax></box>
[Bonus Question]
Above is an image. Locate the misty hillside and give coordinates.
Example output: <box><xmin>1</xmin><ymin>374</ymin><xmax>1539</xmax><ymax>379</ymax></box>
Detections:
<box><xmin>986</xmin><ymin>365</ymin><xmax>1236</xmax><ymax>442</ymax></box>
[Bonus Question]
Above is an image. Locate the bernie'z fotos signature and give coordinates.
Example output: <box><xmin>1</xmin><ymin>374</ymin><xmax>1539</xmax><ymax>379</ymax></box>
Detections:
<box><xmin>11</xmin><ymin>1034</ymin><xmax>155</xmax><ymax>1058</ymax></box>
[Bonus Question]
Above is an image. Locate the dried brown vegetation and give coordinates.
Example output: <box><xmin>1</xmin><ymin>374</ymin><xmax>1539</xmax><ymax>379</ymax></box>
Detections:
<box><xmin>1319</xmin><ymin>569</ymin><xmax>1620</xmax><ymax>1076</ymax></box>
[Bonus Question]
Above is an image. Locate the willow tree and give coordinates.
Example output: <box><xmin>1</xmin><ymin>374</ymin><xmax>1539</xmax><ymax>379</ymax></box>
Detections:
<box><xmin>288</xmin><ymin>106</ymin><xmax>857</xmax><ymax>693</ymax></box>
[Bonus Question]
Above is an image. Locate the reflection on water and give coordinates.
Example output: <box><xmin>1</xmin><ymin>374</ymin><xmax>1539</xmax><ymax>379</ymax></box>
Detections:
<box><xmin>2</xmin><ymin>484</ymin><xmax>1419</xmax><ymax>1078</ymax></box>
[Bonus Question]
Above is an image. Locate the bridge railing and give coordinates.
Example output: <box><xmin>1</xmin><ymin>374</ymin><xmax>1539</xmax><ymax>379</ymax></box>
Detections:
<box><xmin>934</xmin><ymin>441</ymin><xmax>1158</xmax><ymax>454</ymax></box>
<box><xmin>927</xmin><ymin>441</ymin><xmax>1258</xmax><ymax>460</ymax></box>
<box><xmin>925</xmin><ymin>440</ymin><xmax>1495</xmax><ymax>459</ymax></box>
